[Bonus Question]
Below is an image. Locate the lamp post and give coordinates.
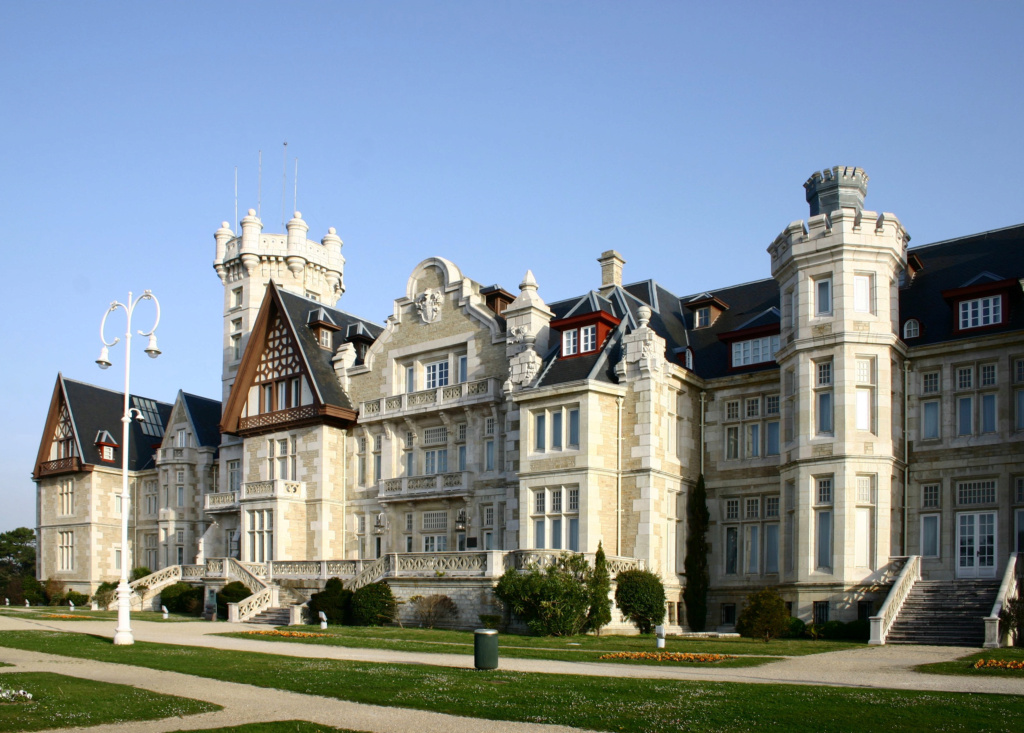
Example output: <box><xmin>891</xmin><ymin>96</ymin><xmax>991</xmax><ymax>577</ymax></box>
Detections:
<box><xmin>97</xmin><ymin>290</ymin><xmax>161</xmax><ymax>646</ymax></box>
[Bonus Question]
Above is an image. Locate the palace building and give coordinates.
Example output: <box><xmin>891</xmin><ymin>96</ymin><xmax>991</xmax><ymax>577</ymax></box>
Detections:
<box><xmin>33</xmin><ymin>167</ymin><xmax>1024</xmax><ymax>639</ymax></box>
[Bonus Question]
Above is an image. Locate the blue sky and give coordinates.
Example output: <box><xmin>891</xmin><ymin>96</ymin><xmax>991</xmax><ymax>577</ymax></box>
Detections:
<box><xmin>2</xmin><ymin>1</ymin><xmax>1022</xmax><ymax>533</ymax></box>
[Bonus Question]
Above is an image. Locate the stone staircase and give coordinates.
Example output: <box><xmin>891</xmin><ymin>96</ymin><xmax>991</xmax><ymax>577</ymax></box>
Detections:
<box><xmin>243</xmin><ymin>584</ymin><xmax>306</xmax><ymax>626</ymax></box>
<box><xmin>886</xmin><ymin>580</ymin><xmax>1000</xmax><ymax>646</ymax></box>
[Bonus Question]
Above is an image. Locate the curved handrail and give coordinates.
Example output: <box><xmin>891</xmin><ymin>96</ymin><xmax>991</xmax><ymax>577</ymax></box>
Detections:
<box><xmin>985</xmin><ymin>552</ymin><xmax>1019</xmax><ymax>648</ymax></box>
<box><xmin>869</xmin><ymin>555</ymin><xmax>921</xmax><ymax>645</ymax></box>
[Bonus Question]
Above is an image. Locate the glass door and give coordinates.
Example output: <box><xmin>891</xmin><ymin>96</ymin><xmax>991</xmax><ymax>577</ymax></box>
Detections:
<box><xmin>957</xmin><ymin>512</ymin><xmax>997</xmax><ymax>579</ymax></box>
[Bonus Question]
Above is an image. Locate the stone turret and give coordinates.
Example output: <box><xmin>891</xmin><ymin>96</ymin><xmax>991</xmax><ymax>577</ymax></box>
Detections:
<box><xmin>804</xmin><ymin>166</ymin><xmax>869</xmax><ymax>217</ymax></box>
<box><xmin>503</xmin><ymin>270</ymin><xmax>553</xmax><ymax>392</ymax></box>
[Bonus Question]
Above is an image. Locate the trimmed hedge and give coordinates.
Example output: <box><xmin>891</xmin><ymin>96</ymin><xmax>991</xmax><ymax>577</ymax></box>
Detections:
<box><xmin>160</xmin><ymin>582</ymin><xmax>204</xmax><ymax>615</ymax></box>
<box><xmin>308</xmin><ymin>578</ymin><xmax>353</xmax><ymax>625</ymax></box>
<box><xmin>614</xmin><ymin>569</ymin><xmax>666</xmax><ymax>634</ymax></box>
<box><xmin>216</xmin><ymin>581</ymin><xmax>252</xmax><ymax>620</ymax></box>
<box><xmin>735</xmin><ymin>588</ymin><xmax>789</xmax><ymax>642</ymax></box>
<box><xmin>351</xmin><ymin>582</ymin><xmax>397</xmax><ymax>626</ymax></box>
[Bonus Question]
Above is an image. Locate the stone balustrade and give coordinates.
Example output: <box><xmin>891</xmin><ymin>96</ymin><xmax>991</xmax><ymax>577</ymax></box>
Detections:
<box><xmin>158</xmin><ymin>446</ymin><xmax>198</xmax><ymax>463</ymax></box>
<box><xmin>378</xmin><ymin>472</ymin><xmax>468</xmax><ymax>501</ymax></box>
<box><xmin>360</xmin><ymin>378</ymin><xmax>498</xmax><ymax>419</ymax></box>
<box><xmin>204</xmin><ymin>490</ymin><xmax>239</xmax><ymax>511</ymax></box>
<box><xmin>870</xmin><ymin>555</ymin><xmax>921</xmax><ymax>645</ymax></box>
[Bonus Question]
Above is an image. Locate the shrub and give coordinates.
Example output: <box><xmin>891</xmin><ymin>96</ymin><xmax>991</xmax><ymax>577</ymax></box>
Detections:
<box><xmin>999</xmin><ymin>597</ymin><xmax>1024</xmax><ymax>647</ymax></box>
<box><xmin>62</xmin><ymin>591</ymin><xmax>89</xmax><ymax>607</ymax></box>
<box><xmin>587</xmin><ymin>542</ymin><xmax>613</xmax><ymax>635</ymax></box>
<box><xmin>160</xmin><ymin>582</ymin><xmax>204</xmax><ymax>615</ymax></box>
<box><xmin>843</xmin><ymin>619</ymin><xmax>870</xmax><ymax>642</ymax></box>
<box><xmin>216</xmin><ymin>581</ymin><xmax>252</xmax><ymax>620</ymax></box>
<box><xmin>92</xmin><ymin>581</ymin><xmax>118</xmax><ymax>609</ymax></box>
<box><xmin>130</xmin><ymin>567</ymin><xmax>153</xmax><ymax>582</ymax></box>
<box><xmin>410</xmin><ymin>594</ymin><xmax>458</xmax><ymax>628</ymax></box>
<box><xmin>614</xmin><ymin>569</ymin><xmax>666</xmax><ymax>634</ymax></box>
<box><xmin>495</xmin><ymin>553</ymin><xmax>593</xmax><ymax>637</ymax></box>
<box><xmin>735</xmin><ymin>588</ymin><xmax>789</xmax><ymax>642</ymax></box>
<box><xmin>478</xmin><ymin>614</ymin><xmax>501</xmax><ymax>629</ymax></box>
<box><xmin>820</xmin><ymin>620</ymin><xmax>846</xmax><ymax>640</ymax></box>
<box><xmin>44</xmin><ymin>577</ymin><xmax>66</xmax><ymax>605</ymax></box>
<box><xmin>784</xmin><ymin>615</ymin><xmax>806</xmax><ymax>639</ymax></box>
<box><xmin>308</xmin><ymin>578</ymin><xmax>353</xmax><ymax>625</ymax></box>
<box><xmin>682</xmin><ymin>473</ymin><xmax>711</xmax><ymax>631</ymax></box>
<box><xmin>351</xmin><ymin>582</ymin><xmax>397</xmax><ymax>626</ymax></box>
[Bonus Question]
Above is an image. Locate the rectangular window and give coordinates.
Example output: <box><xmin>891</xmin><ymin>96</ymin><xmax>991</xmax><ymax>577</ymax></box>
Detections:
<box><xmin>405</xmin><ymin>513</ymin><xmax>414</xmax><ymax>532</ymax></box>
<box><xmin>176</xmin><ymin>428</ymin><xmax>187</xmax><ymax>448</ymax></box>
<box><xmin>1017</xmin><ymin>389</ymin><xmax>1024</xmax><ymax>431</ymax></box>
<box><xmin>747</xmin><ymin>525</ymin><xmax>759</xmax><ymax>573</ymax></box>
<box><xmin>857</xmin><ymin>475</ymin><xmax>874</xmax><ymax>503</ymax></box>
<box><xmin>552</xmin><ymin>489</ymin><xmax>563</xmax><ymax>513</ymax></box>
<box><xmin>817</xmin><ymin>391</ymin><xmax>833</xmax><ymax>434</ymax></box>
<box><xmin>959</xmin><ymin>295</ymin><xmax>1002</xmax><ymax>330</ymax></box>
<box><xmin>923</xmin><ymin>372</ymin><xmax>940</xmax><ymax>394</ymax></box>
<box><xmin>568</xmin><ymin>518</ymin><xmax>579</xmax><ymax>552</ymax></box>
<box><xmin>958</xmin><ymin>367</ymin><xmax>974</xmax><ymax>390</ymax></box>
<box><xmin>958</xmin><ymin>396</ymin><xmax>973</xmax><ymax>435</ymax></box>
<box><xmin>568</xmin><ymin>409</ymin><xmax>580</xmax><ymax>447</ymax></box>
<box><xmin>456</xmin><ymin>423</ymin><xmax>467</xmax><ymax>442</ymax></box>
<box><xmin>745</xmin><ymin>423</ymin><xmax>760</xmax><ymax>458</ymax></box>
<box><xmin>551</xmin><ymin>518</ymin><xmax>562</xmax><ymax>550</ymax></box>
<box><xmin>232</xmin><ymin>287</ymin><xmax>243</xmax><ymax>308</ymax></box>
<box><xmin>853</xmin><ymin>274</ymin><xmax>872</xmax><ymax>313</ymax></box>
<box><xmin>981</xmin><ymin>364</ymin><xmax>997</xmax><ymax>387</ymax></box>
<box><xmin>373</xmin><ymin>454</ymin><xmax>381</xmax><ymax>482</ymax></box>
<box><xmin>764</xmin><ymin>496</ymin><xmax>780</xmax><ymax>518</ymax></box>
<box><xmin>535</xmin><ymin>491</ymin><xmax>546</xmax><ymax>515</ymax></box>
<box><xmin>422</xmin><ymin>511</ymin><xmax>447</xmax><ymax>531</ymax></box>
<box><xmin>423</xmin><ymin>426</ymin><xmax>448</xmax><ymax>445</ymax></box>
<box><xmin>581</xmin><ymin>325</ymin><xmax>597</xmax><ymax>352</ymax></box>
<box><xmin>726</xmin><ymin>426</ymin><xmax>739</xmax><ymax>459</ymax></box>
<box><xmin>484</xmin><ymin>440</ymin><xmax>495</xmax><ymax>471</ymax></box>
<box><xmin>115</xmin><ymin>548</ymin><xmax>122</xmax><ymax>571</ymax></box>
<box><xmin>59</xmin><ymin>479</ymin><xmax>74</xmax><ymax>516</ymax></box>
<box><xmin>725</xmin><ymin>526</ymin><xmax>738</xmax><ymax>574</ymax></box>
<box><xmin>458</xmin><ymin>355</ymin><xmax>468</xmax><ymax>383</ymax></box>
<box><xmin>424</xmin><ymin>449</ymin><xmax>447</xmax><ymax>474</ymax></box>
<box><xmin>923</xmin><ymin>484</ymin><xmax>940</xmax><ymax>508</ymax></box>
<box><xmin>766</xmin><ymin>421</ymin><xmax>780</xmax><ymax>456</ymax></box>
<box><xmin>814</xmin><ymin>601</ymin><xmax>830</xmax><ymax>625</ymax></box>
<box><xmin>552</xmin><ymin>411</ymin><xmax>563</xmax><ymax>449</ymax></box>
<box><xmin>921</xmin><ymin>515</ymin><xmax>940</xmax><ymax>558</ymax></box>
<box><xmin>745</xmin><ymin>498</ymin><xmax>760</xmax><ymax>519</ymax></box>
<box><xmin>58</xmin><ymin>531</ymin><xmax>74</xmax><ymax>571</ymax></box>
<box><xmin>406</xmin><ymin>536</ymin><xmax>413</xmax><ymax>552</ymax></box>
<box><xmin>856</xmin><ymin>388</ymin><xmax>872</xmax><ymax>432</ymax></box>
<box><xmin>958</xmin><ymin>480</ymin><xmax>996</xmax><ymax>505</ymax></box>
<box><xmin>406</xmin><ymin>365</ymin><xmax>415</xmax><ymax>393</ymax></box>
<box><xmin>817</xmin><ymin>477</ymin><xmax>833</xmax><ymax>504</ymax></box>
<box><xmin>568</xmin><ymin>488</ymin><xmax>579</xmax><ymax>512</ymax></box>
<box><xmin>425</xmin><ymin>360</ymin><xmax>449</xmax><ymax>389</ymax></box>
<box><xmin>695</xmin><ymin>307</ymin><xmax>710</xmax><ymax>328</ymax></box>
<box><xmin>177</xmin><ymin>486</ymin><xmax>184</xmax><ymax>506</ymax></box>
<box><xmin>485</xmin><ymin>416</ymin><xmax>496</xmax><ymax>436</ymax></box>
<box><xmin>458</xmin><ymin>445</ymin><xmax>466</xmax><ymax>471</ymax></box>
<box><xmin>535</xmin><ymin>519</ymin><xmax>545</xmax><ymax>549</ymax></box>
<box><xmin>765</xmin><ymin>524</ymin><xmax>779</xmax><ymax>574</ymax></box>
<box><xmin>726</xmin><ymin>401</ymin><xmax>740</xmax><ymax>420</ymax></box>
<box><xmin>562</xmin><ymin>329</ymin><xmax>578</xmax><ymax>356</ymax></box>
<box><xmin>535</xmin><ymin>413</ymin><xmax>546</xmax><ymax>451</ymax></box>
<box><xmin>1017</xmin><ymin>359</ymin><xmax>1024</xmax><ymax>384</ymax></box>
<box><xmin>765</xmin><ymin>395</ymin><xmax>780</xmax><ymax>415</ymax></box>
<box><xmin>922</xmin><ymin>401</ymin><xmax>940</xmax><ymax>439</ymax></box>
<box><xmin>746</xmin><ymin>398</ymin><xmax>760</xmax><ymax>418</ymax></box>
<box><xmin>815</xmin><ymin>278</ymin><xmax>832</xmax><ymax>316</ymax></box>
<box><xmin>405</xmin><ymin>451</ymin><xmax>415</xmax><ymax>476</ymax></box>
<box><xmin>722</xmin><ymin>603</ymin><xmax>737</xmax><ymax>626</ymax></box>
<box><xmin>726</xmin><ymin>499</ymin><xmax>739</xmax><ymax>520</ymax></box>
<box><xmin>484</xmin><ymin>506</ymin><xmax>495</xmax><ymax>526</ymax></box>
<box><xmin>731</xmin><ymin>336</ymin><xmax>781</xmax><ymax>367</ymax></box>
<box><xmin>817</xmin><ymin>511</ymin><xmax>833</xmax><ymax>570</ymax></box>
<box><xmin>982</xmin><ymin>394</ymin><xmax>996</xmax><ymax>433</ymax></box>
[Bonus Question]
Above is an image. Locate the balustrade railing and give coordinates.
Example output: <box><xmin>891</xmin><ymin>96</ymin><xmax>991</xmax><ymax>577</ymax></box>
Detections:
<box><xmin>360</xmin><ymin>378</ymin><xmax>498</xmax><ymax>418</ymax></box>
<box><xmin>241</xmin><ymin>480</ymin><xmax>304</xmax><ymax>501</ymax></box>
<box><xmin>36</xmin><ymin>457</ymin><xmax>82</xmax><ymax>476</ymax></box>
<box><xmin>869</xmin><ymin>555</ymin><xmax>921</xmax><ymax>645</ymax></box>
<box><xmin>985</xmin><ymin>552</ymin><xmax>1020</xmax><ymax>648</ymax></box>
<box><xmin>181</xmin><ymin>564</ymin><xmax>205</xmax><ymax>579</ymax></box>
<box><xmin>347</xmin><ymin>555</ymin><xmax>392</xmax><ymax>591</ymax></box>
<box><xmin>395</xmin><ymin>552</ymin><xmax>488</xmax><ymax>576</ymax></box>
<box><xmin>205</xmin><ymin>490</ymin><xmax>239</xmax><ymax>510</ymax></box>
<box><xmin>377</xmin><ymin>472</ymin><xmax>468</xmax><ymax>499</ymax></box>
<box><xmin>239</xmin><ymin>404</ymin><xmax>319</xmax><ymax>431</ymax></box>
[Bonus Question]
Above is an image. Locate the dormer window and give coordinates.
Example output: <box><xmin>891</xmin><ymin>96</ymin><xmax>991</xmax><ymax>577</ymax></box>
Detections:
<box><xmin>102</xmin><ymin>446</ymin><xmax>114</xmax><ymax>461</ymax></box>
<box><xmin>95</xmin><ymin>430</ymin><xmax>118</xmax><ymax>463</ymax></box>
<box><xmin>685</xmin><ymin>294</ymin><xmax>728</xmax><ymax>328</ymax></box>
<box><xmin>563</xmin><ymin>329</ymin><xmax>578</xmax><ymax>356</ymax></box>
<box><xmin>695</xmin><ymin>307</ymin><xmax>710</xmax><ymax>328</ymax></box>
<box><xmin>942</xmin><ymin>276</ymin><xmax>1013</xmax><ymax>335</ymax></box>
<box><xmin>684</xmin><ymin>348</ymin><xmax>694</xmax><ymax>371</ymax></box>
<box><xmin>552</xmin><ymin>311</ymin><xmax>620</xmax><ymax>359</ymax></box>
<box><xmin>959</xmin><ymin>296</ymin><xmax>1001</xmax><ymax>330</ymax></box>
<box><xmin>903</xmin><ymin>319</ymin><xmax>920</xmax><ymax>339</ymax></box>
<box><xmin>319</xmin><ymin>328</ymin><xmax>332</xmax><ymax>348</ymax></box>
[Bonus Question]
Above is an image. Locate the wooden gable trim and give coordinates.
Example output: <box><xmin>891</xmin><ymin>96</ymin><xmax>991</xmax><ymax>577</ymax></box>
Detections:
<box><xmin>221</xmin><ymin>284</ymin><xmax>317</xmax><ymax>434</ymax></box>
<box><xmin>32</xmin><ymin>375</ymin><xmax>90</xmax><ymax>479</ymax></box>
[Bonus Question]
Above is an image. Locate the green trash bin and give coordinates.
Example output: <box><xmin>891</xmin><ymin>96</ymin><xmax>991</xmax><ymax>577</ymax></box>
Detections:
<box><xmin>474</xmin><ymin>628</ymin><xmax>499</xmax><ymax>670</ymax></box>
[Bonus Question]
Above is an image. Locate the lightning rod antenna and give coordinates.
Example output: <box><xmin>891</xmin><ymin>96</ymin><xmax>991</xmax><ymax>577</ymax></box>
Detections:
<box><xmin>257</xmin><ymin>150</ymin><xmax>262</xmax><ymax>219</ymax></box>
<box><xmin>293</xmin><ymin>158</ymin><xmax>299</xmax><ymax>214</ymax></box>
<box><xmin>234</xmin><ymin>166</ymin><xmax>238</xmax><ymax>235</ymax></box>
<box><xmin>281</xmin><ymin>141</ymin><xmax>288</xmax><ymax>229</ymax></box>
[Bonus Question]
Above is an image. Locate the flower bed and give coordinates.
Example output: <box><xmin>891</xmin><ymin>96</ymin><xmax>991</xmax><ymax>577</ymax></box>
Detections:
<box><xmin>974</xmin><ymin>659</ymin><xmax>1024</xmax><ymax>671</ymax></box>
<box><xmin>237</xmin><ymin>630</ymin><xmax>328</xmax><ymax>639</ymax></box>
<box><xmin>598</xmin><ymin>651</ymin><xmax>735</xmax><ymax>663</ymax></box>
<box><xmin>0</xmin><ymin>686</ymin><xmax>33</xmax><ymax>703</ymax></box>
<box><xmin>43</xmin><ymin>614</ymin><xmax>88</xmax><ymax>620</ymax></box>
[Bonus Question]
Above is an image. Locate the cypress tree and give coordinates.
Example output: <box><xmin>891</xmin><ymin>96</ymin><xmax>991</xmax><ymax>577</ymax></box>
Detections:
<box><xmin>683</xmin><ymin>473</ymin><xmax>711</xmax><ymax>631</ymax></box>
<box><xmin>587</xmin><ymin>541</ymin><xmax>612</xmax><ymax>635</ymax></box>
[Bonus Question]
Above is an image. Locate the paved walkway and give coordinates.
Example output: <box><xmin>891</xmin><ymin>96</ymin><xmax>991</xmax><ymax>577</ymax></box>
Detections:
<box><xmin>0</xmin><ymin>612</ymin><xmax>1021</xmax><ymax>733</ymax></box>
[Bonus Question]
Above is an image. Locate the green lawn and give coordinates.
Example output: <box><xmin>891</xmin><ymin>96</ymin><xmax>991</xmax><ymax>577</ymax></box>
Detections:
<box><xmin>169</xmin><ymin>724</ymin><xmax>366</xmax><ymax>733</ymax></box>
<box><xmin>918</xmin><ymin>647</ymin><xmax>1024</xmax><ymax>677</ymax></box>
<box><xmin>0</xmin><ymin>671</ymin><xmax>219</xmax><ymax>731</ymax></box>
<box><xmin>0</xmin><ymin>631</ymin><xmax>1020</xmax><ymax>733</ymax></box>
<box><xmin>225</xmin><ymin>623</ymin><xmax>860</xmax><ymax>659</ymax></box>
<box><xmin>0</xmin><ymin>608</ymin><xmax>198</xmax><ymax>623</ymax></box>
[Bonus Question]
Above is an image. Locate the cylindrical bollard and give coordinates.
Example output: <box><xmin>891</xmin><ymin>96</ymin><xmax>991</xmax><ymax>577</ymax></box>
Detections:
<box><xmin>474</xmin><ymin>628</ymin><xmax>499</xmax><ymax>670</ymax></box>
<box><xmin>655</xmin><ymin>625</ymin><xmax>666</xmax><ymax>649</ymax></box>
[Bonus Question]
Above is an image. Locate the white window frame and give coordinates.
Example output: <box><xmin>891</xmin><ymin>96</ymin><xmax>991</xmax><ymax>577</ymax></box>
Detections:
<box><xmin>959</xmin><ymin>295</ymin><xmax>1002</xmax><ymax>330</ymax></box>
<box><xmin>731</xmin><ymin>335</ymin><xmax>780</xmax><ymax>367</ymax></box>
<box><xmin>580</xmin><ymin>324</ymin><xmax>597</xmax><ymax>352</ymax></box>
<box><xmin>921</xmin><ymin>514</ymin><xmax>941</xmax><ymax>558</ymax></box>
<box><xmin>425</xmin><ymin>360</ymin><xmax>449</xmax><ymax>389</ymax></box>
<box><xmin>814</xmin><ymin>277</ymin><xmax>833</xmax><ymax>316</ymax></box>
<box><xmin>853</xmin><ymin>273</ymin><xmax>873</xmax><ymax>314</ymax></box>
<box><xmin>562</xmin><ymin>329</ymin><xmax>578</xmax><ymax>357</ymax></box>
<box><xmin>903</xmin><ymin>319</ymin><xmax>920</xmax><ymax>339</ymax></box>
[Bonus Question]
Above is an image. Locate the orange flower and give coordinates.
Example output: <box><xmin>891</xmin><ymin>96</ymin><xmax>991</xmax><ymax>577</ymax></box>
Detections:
<box><xmin>973</xmin><ymin>659</ymin><xmax>1024</xmax><ymax>670</ymax></box>
<box><xmin>598</xmin><ymin>652</ymin><xmax>734</xmax><ymax>663</ymax></box>
<box><xmin>238</xmin><ymin>630</ymin><xmax>328</xmax><ymax>638</ymax></box>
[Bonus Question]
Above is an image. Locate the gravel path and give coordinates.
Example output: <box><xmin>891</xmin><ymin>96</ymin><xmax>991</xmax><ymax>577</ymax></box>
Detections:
<box><xmin>0</xmin><ymin>612</ymin><xmax>1021</xmax><ymax>733</ymax></box>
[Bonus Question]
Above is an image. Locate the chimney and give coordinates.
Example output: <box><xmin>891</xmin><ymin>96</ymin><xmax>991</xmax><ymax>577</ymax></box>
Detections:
<box><xmin>597</xmin><ymin>250</ymin><xmax>626</xmax><ymax>290</ymax></box>
<box><xmin>804</xmin><ymin>166</ymin><xmax>868</xmax><ymax>217</ymax></box>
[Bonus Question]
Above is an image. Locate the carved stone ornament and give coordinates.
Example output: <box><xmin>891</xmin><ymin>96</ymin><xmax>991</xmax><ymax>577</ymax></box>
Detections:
<box><xmin>507</xmin><ymin>324</ymin><xmax>531</xmax><ymax>344</ymax></box>
<box><xmin>415</xmin><ymin>288</ymin><xmax>443</xmax><ymax>324</ymax></box>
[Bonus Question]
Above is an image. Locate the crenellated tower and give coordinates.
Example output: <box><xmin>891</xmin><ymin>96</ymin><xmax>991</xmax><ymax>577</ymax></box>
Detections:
<box><xmin>768</xmin><ymin>167</ymin><xmax>909</xmax><ymax>602</ymax></box>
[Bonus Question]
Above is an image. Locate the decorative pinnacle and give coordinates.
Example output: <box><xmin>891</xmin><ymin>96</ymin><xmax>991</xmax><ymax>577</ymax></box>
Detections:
<box><xmin>520</xmin><ymin>270</ymin><xmax>538</xmax><ymax>291</ymax></box>
<box><xmin>804</xmin><ymin>166</ymin><xmax>869</xmax><ymax>217</ymax></box>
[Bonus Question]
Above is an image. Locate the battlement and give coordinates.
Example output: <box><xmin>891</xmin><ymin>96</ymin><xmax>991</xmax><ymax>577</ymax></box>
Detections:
<box><xmin>804</xmin><ymin>165</ymin><xmax>869</xmax><ymax>216</ymax></box>
<box><xmin>213</xmin><ymin>209</ymin><xmax>345</xmax><ymax>296</ymax></box>
<box><xmin>767</xmin><ymin>207</ymin><xmax>908</xmax><ymax>274</ymax></box>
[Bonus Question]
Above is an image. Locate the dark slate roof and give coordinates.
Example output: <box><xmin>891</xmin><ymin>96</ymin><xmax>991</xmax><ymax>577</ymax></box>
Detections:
<box><xmin>275</xmin><ymin>287</ymin><xmax>383</xmax><ymax>411</ymax></box>
<box><xmin>62</xmin><ymin>376</ymin><xmax>172</xmax><ymax>471</ymax></box>
<box><xmin>181</xmin><ymin>392</ymin><xmax>222</xmax><ymax>448</ymax></box>
<box><xmin>900</xmin><ymin>223</ymin><xmax>1024</xmax><ymax>347</ymax></box>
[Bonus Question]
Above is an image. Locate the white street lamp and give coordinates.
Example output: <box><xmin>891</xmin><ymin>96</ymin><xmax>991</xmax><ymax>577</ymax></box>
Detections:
<box><xmin>97</xmin><ymin>290</ymin><xmax>161</xmax><ymax>646</ymax></box>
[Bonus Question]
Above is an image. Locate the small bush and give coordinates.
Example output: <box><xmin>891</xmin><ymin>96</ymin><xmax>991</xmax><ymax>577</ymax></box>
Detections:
<box><xmin>820</xmin><ymin>620</ymin><xmax>846</xmax><ymax>640</ymax></box>
<box><xmin>478</xmin><ymin>614</ymin><xmax>501</xmax><ymax>629</ymax></box>
<box><xmin>44</xmin><ymin>577</ymin><xmax>66</xmax><ymax>605</ymax></box>
<box><xmin>736</xmin><ymin>588</ymin><xmax>790</xmax><ymax>643</ymax></box>
<box><xmin>410</xmin><ymin>594</ymin><xmax>458</xmax><ymax>628</ymax></box>
<box><xmin>130</xmin><ymin>567</ymin><xmax>153</xmax><ymax>582</ymax></box>
<box><xmin>160</xmin><ymin>582</ymin><xmax>204</xmax><ymax>615</ymax></box>
<box><xmin>843</xmin><ymin>619</ymin><xmax>870</xmax><ymax>642</ymax></box>
<box><xmin>308</xmin><ymin>578</ymin><xmax>353</xmax><ymax>625</ymax></box>
<box><xmin>351</xmin><ymin>582</ymin><xmax>397</xmax><ymax>626</ymax></box>
<box><xmin>62</xmin><ymin>591</ymin><xmax>89</xmax><ymax>607</ymax></box>
<box><xmin>614</xmin><ymin>569</ymin><xmax>666</xmax><ymax>634</ymax></box>
<box><xmin>92</xmin><ymin>581</ymin><xmax>118</xmax><ymax>609</ymax></box>
<box><xmin>216</xmin><ymin>581</ymin><xmax>252</xmax><ymax>620</ymax></box>
<box><xmin>495</xmin><ymin>553</ymin><xmax>593</xmax><ymax>636</ymax></box>
<box><xmin>1000</xmin><ymin>597</ymin><xmax>1024</xmax><ymax>646</ymax></box>
<box><xmin>784</xmin><ymin>616</ymin><xmax>806</xmax><ymax>639</ymax></box>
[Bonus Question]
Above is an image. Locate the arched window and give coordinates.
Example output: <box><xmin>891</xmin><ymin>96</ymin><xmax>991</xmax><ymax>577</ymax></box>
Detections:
<box><xmin>903</xmin><ymin>319</ymin><xmax>920</xmax><ymax>339</ymax></box>
<box><xmin>685</xmin><ymin>348</ymin><xmax>694</xmax><ymax>371</ymax></box>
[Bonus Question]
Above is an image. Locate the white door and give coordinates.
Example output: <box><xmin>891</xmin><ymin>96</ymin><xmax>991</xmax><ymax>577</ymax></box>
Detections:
<box><xmin>957</xmin><ymin>512</ymin><xmax>997</xmax><ymax>579</ymax></box>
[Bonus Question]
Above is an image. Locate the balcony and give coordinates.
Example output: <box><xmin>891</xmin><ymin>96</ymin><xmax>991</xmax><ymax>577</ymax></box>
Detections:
<box><xmin>36</xmin><ymin>456</ymin><xmax>85</xmax><ymax>477</ymax></box>
<box><xmin>204</xmin><ymin>490</ymin><xmax>239</xmax><ymax>512</ymax></box>
<box><xmin>239</xmin><ymin>404</ymin><xmax>319</xmax><ymax>432</ymax></box>
<box><xmin>241</xmin><ymin>479</ymin><xmax>305</xmax><ymax>501</ymax></box>
<box><xmin>158</xmin><ymin>446</ymin><xmax>198</xmax><ymax>464</ymax></box>
<box><xmin>360</xmin><ymin>378</ymin><xmax>499</xmax><ymax>420</ymax></box>
<box><xmin>378</xmin><ymin>471</ymin><xmax>469</xmax><ymax>502</ymax></box>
